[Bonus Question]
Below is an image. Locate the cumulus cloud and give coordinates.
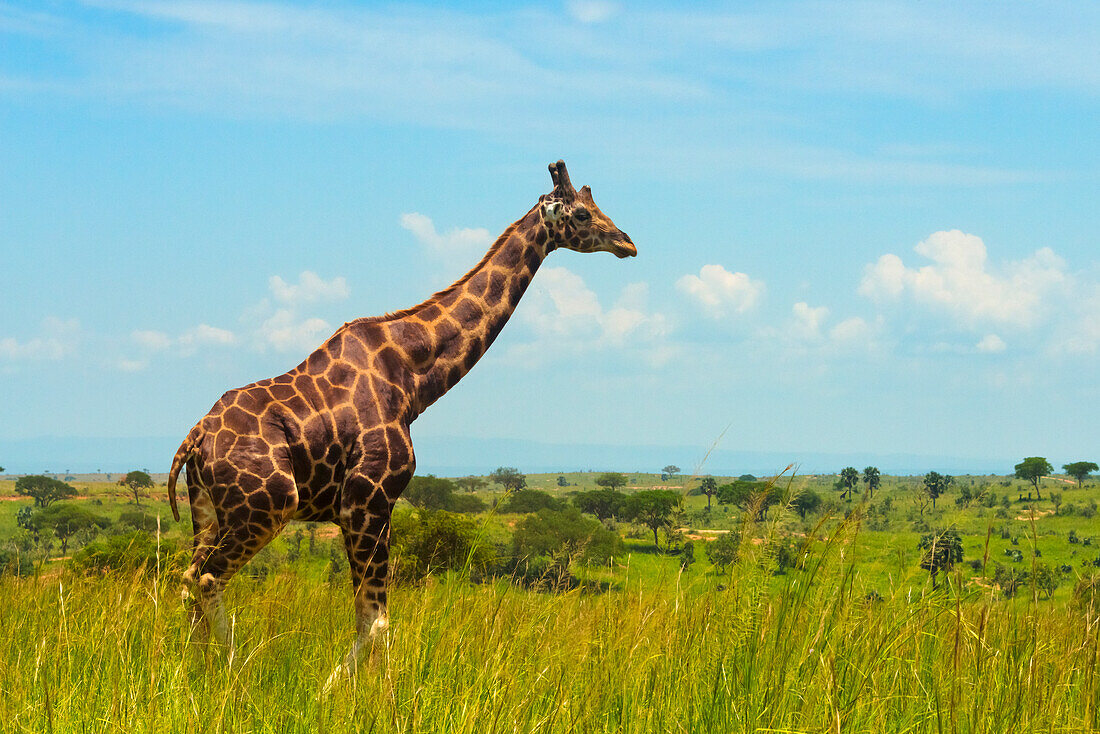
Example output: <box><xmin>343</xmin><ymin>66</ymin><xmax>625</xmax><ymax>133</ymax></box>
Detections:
<box><xmin>178</xmin><ymin>324</ymin><xmax>235</xmax><ymax>354</ymax></box>
<box><xmin>0</xmin><ymin>317</ymin><xmax>80</xmax><ymax>361</ymax></box>
<box><xmin>243</xmin><ymin>270</ymin><xmax>350</xmax><ymax>353</ymax></box>
<box><xmin>976</xmin><ymin>334</ymin><xmax>1007</xmax><ymax>353</ymax></box>
<box><xmin>131</xmin><ymin>329</ymin><xmax>171</xmax><ymax>351</ymax></box>
<box><xmin>829</xmin><ymin>316</ymin><xmax>873</xmax><ymax>344</ymax></box>
<box><xmin>401</xmin><ymin>213</ymin><xmax>492</xmax><ymax>264</ymax></box>
<box><xmin>121</xmin><ymin>323</ymin><xmax>236</xmax><ymax>370</ymax></box>
<box><xmin>516</xmin><ymin>267</ymin><xmax>671</xmax><ymax>364</ymax></box>
<box><xmin>791</xmin><ymin>302</ymin><xmax>829</xmax><ymax>339</ymax></box>
<box><xmin>269</xmin><ymin>271</ymin><xmax>349</xmax><ymax>305</ymax></box>
<box><xmin>859</xmin><ymin>230</ymin><xmax>1067</xmax><ymax>329</ymax></box>
<box><xmin>1051</xmin><ymin>288</ymin><xmax>1100</xmax><ymax>355</ymax></box>
<box><xmin>256</xmin><ymin>310</ymin><xmax>333</xmax><ymax>354</ymax></box>
<box><xmin>676</xmin><ymin>264</ymin><xmax>764</xmax><ymax>319</ymax></box>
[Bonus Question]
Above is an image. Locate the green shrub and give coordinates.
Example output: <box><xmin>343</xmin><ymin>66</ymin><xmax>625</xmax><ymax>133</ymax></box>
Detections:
<box><xmin>391</xmin><ymin>509</ymin><xmax>493</xmax><ymax>583</ymax></box>
<box><xmin>1073</xmin><ymin>573</ymin><xmax>1100</xmax><ymax>615</ymax></box>
<box><xmin>0</xmin><ymin>549</ymin><xmax>33</xmax><ymax>577</ymax></box>
<box><xmin>448</xmin><ymin>493</ymin><xmax>487</xmax><ymax>514</ymax></box>
<box><xmin>705</xmin><ymin>532</ymin><xmax>740</xmax><ymax>574</ymax></box>
<box><xmin>70</xmin><ymin>531</ymin><xmax>184</xmax><ymax>575</ymax></box>
<box><xmin>512</xmin><ymin>506</ymin><xmax>622</xmax><ymax>569</ymax></box>
<box><xmin>118</xmin><ymin>510</ymin><xmax>161</xmax><ymax>533</ymax></box>
<box><xmin>497</xmin><ymin>489</ymin><xmax>565</xmax><ymax>514</ymax></box>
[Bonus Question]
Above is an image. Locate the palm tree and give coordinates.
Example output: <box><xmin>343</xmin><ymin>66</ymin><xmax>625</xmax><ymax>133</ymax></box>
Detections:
<box><xmin>863</xmin><ymin>466</ymin><xmax>881</xmax><ymax>500</ymax></box>
<box><xmin>838</xmin><ymin>467</ymin><xmax>860</xmax><ymax>500</ymax></box>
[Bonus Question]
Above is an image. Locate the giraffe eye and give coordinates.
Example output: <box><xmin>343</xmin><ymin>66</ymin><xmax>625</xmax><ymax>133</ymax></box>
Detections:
<box><xmin>574</xmin><ymin>208</ymin><xmax>591</xmax><ymax>221</ymax></box>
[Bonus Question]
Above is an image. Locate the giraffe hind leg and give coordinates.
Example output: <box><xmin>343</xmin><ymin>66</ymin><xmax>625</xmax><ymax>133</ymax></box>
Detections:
<box><xmin>186</xmin><ymin>469</ymin><xmax>299</xmax><ymax>663</ymax></box>
<box><xmin>182</xmin><ymin>467</ymin><xmax>219</xmax><ymax>645</ymax></box>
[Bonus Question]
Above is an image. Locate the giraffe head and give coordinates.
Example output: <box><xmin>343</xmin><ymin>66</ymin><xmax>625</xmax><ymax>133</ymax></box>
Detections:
<box><xmin>539</xmin><ymin>160</ymin><xmax>636</xmax><ymax>259</ymax></box>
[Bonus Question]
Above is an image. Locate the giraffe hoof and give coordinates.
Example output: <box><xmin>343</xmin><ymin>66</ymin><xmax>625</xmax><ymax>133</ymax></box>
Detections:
<box><xmin>322</xmin><ymin>664</ymin><xmax>350</xmax><ymax>694</ymax></box>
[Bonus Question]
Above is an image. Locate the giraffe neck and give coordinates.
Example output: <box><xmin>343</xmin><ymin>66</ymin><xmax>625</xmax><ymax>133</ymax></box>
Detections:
<box><xmin>369</xmin><ymin>208</ymin><xmax>549</xmax><ymax>418</ymax></box>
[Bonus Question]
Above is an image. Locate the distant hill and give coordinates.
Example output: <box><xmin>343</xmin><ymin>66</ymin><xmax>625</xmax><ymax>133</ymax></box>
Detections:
<box><xmin>0</xmin><ymin>434</ymin><xmax>1015</xmax><ymax>477</ymax></box>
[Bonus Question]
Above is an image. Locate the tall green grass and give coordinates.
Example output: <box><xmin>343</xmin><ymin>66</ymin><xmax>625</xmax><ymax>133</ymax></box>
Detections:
<box><xmin>2</xmin><ymin>509</ymin><xmax>1097</xmax><ymax>734</ymax></box>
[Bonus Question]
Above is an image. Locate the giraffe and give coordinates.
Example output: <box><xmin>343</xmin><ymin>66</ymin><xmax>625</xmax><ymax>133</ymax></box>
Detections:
<box><xmin>165</xmin><ymin>160</ymin><xmax>636</xmax><ymax>681</ymax></box>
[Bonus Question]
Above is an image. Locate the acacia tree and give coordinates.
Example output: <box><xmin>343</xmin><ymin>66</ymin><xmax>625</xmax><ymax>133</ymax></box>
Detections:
<box><xmin>121</xmin><ymin>470</ymin><xmax>155</xmax><ymax>506</ymax></box>
<box><xmin>863</xmin><ymin>466</ymin><xmax>881</xmax><ymax>500</ymax></box>
<box><xmin>454</xmin><ymin>476</ymin><xmax>487</xmax><ymax>493</ymax></box>
<box><xmin>623</xmin><ymin>490</ymin><xmax>681</xmax><ymax>551</ymax></box>
<box><xmin>573</xmin><ymin>488</ymin><xmax>628</xmax><ymax>522</ymax></box>
<box><xmin>404</xmin><ymin>475</ymin><xmax>458</xmax><ymax>510</ymax></box>
<box><xmin>489</xmin><ymin>467</ymin><xmax>527</xmax><ymax>493</ymax></box>
<box><xmin>1063</xmin><ymin>461</ymin><xmax>1098</xmax><ymax>489</ymax></box>
<box><xmin>837</xmin><ymin>467</ymin><xmax>860</xmax><ymax>500</ymax></box>
<box><xmin>595</xmin><ymin>472</ymin><xmax>628</xmax><ymax>491</ymax></box>
<box><xmin>15</xmin><ymin>475</ymin><xmax>77</xmax><ymax>508</ymax></box>
<box><xmin>1014</xmin><ymin>457</ymin><xmax>1052</xmax><ymax>500</ymax></box>
<box><xmin>30</xmin><ymin>504</ymin><xmax>111</xmax><ymax>556</ymax></box>
<box><xmin>699</xmin><ymin>476</ymin><xmax>718</xmax><ymax>510</ymax></box>
<box><xmin>790</xmin><ymin>489</ymin><xmax>822</xmax><ymax>519</ymax></box>
<box><xmin>661</xmin><ymin>465</ymin><xmax>681</xmax><ymax>482</ymax></box>
<box><xmin>717</xmin><ymin>481</ymin><xmax>780</xmax><ymax>520</ymax></box>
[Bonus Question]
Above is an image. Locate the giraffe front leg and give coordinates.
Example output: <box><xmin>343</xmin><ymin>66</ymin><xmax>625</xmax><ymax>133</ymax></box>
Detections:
<box><xmin>325</xmin><ymin>478</ymin><xmax>400</xmax><ymax>690</ymax></box>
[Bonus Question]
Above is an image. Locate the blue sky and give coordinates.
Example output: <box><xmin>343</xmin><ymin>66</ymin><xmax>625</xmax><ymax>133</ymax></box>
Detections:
<box><xmin>1</xmin><ymin>0</ymin><xmax>1098</xmax><ymax>474</ymax></box>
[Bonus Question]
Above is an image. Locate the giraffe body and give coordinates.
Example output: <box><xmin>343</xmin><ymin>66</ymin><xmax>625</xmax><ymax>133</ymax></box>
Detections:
<box><xmin>166</xmin><ymin>161</ymin><xmax>635</xmax><ymax>680</ymax></box>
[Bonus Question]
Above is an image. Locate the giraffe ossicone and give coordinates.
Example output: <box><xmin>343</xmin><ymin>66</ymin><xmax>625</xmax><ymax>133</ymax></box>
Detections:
<box><xmin>166</xmin><ymin>160</ymin><xmax>636</xmax><ymax>679</ymax></box>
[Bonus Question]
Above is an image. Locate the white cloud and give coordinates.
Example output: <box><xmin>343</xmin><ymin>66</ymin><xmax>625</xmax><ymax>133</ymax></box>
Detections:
<box><xmin>1051</xmin><ymin>288</ymin><xmax>1100</xmax><ymax>355</ymax></box>
<box><xmin>121</xmin><ymin>323</ymin><xmax>235</xmax><ymax>369</ymax></box>
<box><xmin>269</xmin><ymin>271</ymin><xmax>349</xmax><ymax>305</ymax></box>
<box><xmin>115</xmin><ymin>357</ymin><xmax>149</xmax><ymax>372</ymax></box>
<box><xmin>178</xmin><ymin>324</ymin><xmax>235</xmax><ymax>355</ymax></box>
<box><xmin>976</xmin><ymin>334</ymin><xmax>1007</xmax><ymax>353</ymax></box>
<box><xmin>859</xmin><ymin>230</ymin><xmax>1067</xmax><ymax>329</ymax></box>
<box><xmin>676</xmin><ymin>264</ymin><xmax>764</xmax><ymax>319</ymax></box>
<box><xmin>566</xmin><ymin>1</ymin><xmax>620</xmax><ymax>24</ymax></box>
<box><xmin>516</xmin><ymin>267</ymin><xmax>671</xmax><ymax>363</ymax></box>
<box><xmin>131</xmin><ymin>329</ymin><xmax>171</xmax><ymax>351</ymax></box>
<box><xmin>240</xmin><ymin>270</ymin><xmax>350</xmax><ymax>353</ymax></box>
<box><xmin>400</xmin><ymin>213</ymin><xmax>492</xmax><ymax>267</ymax></box>
<box><xmin>0</xmin><ymin>317</ymin><xmax>79</xmax><ymax>361</ymax></box>
<box><xmin>256</xmin><ymin>309</ymin><xmax>333</xmax><ymax>354</ymax></box>
<box><xmin>829</xmin><ymin>316</ymin><xmax>873</xmax><ymax>344</ymax></box>
<box><xmin>790</xmin><ymin>302</ymin><xmax>829</xmax><ymax>339</ymax></box>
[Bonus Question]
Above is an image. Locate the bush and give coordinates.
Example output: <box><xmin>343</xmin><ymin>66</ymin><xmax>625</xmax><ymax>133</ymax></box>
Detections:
<box><xmin>512</xmin><ymin>506</ymin><xmax>623</xmax><ymax>570</ymax></box>
<box><xmin>497</xmin><ymin>489</ymin><xmax>565</xmax><ymax>514</ymax></box>
<box><xmin>705</xmin><ymin>532</ymin><xmax>740</xmax><ymax>574</ymax></box>
<box><xmin>1073</xmin><ymin>573</ymin><xmax>1100</xmax><ymax>615</ymax></box>
<box><xmin>993</xmin><ymin>564</ymin><xmax>1028</xmax><ymax>599</ymax></box>
<box><xmin>391</xmin><ymin>509</ymin><xmax>493</xmax><ymax>583</ymax></box>
<box><xmin>0</xmin><ymin>548</ymin><xmax>33</xmax><ymax>577</ymax></box>
<box><xmin>70</xmin><ymin>532</ymin><xmax>184</xmax><ymax>575</ymax></box>
<box><xmin>448</xmin><ymin>493</ymin><xmax>488</xmax><ymax>514</ymax></box>
<box><xmin>118</xmin><ymin>510</ymin><xmax>161</xmax><ymax>533</ymax></box>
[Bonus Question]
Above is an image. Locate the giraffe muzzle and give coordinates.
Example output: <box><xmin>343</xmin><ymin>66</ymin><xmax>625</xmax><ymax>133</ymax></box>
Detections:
<box><xmin>609</xmin><ymin>231</ymin><xmax>637</xmax><ymax>259</ymax></box>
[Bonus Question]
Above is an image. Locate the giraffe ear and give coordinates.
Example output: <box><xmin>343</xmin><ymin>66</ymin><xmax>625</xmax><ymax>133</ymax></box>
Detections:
<box><xmin>542</xmin><ymin>200</ymin><xmax>564</xmax><ymax>223</ymax></box>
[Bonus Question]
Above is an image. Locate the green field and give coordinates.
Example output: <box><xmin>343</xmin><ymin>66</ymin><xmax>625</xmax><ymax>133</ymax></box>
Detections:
<box><xmin>1</xmin><ymin>470</ymin><xmax>1098</xmax><ymax>731</ymax></box>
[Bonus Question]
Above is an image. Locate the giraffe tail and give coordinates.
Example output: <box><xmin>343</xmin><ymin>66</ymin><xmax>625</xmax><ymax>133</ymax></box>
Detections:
<box><xmin>168</xmin><ymin>423</ymin><xmax>202</xmax><ymax>523</ymax></box>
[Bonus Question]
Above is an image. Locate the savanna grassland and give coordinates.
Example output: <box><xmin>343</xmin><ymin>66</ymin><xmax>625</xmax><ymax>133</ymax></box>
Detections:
<box><xmin>0</xmin><ymin>469</ymin><xmax>1098</xmax><ymax>733</ymax></box>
